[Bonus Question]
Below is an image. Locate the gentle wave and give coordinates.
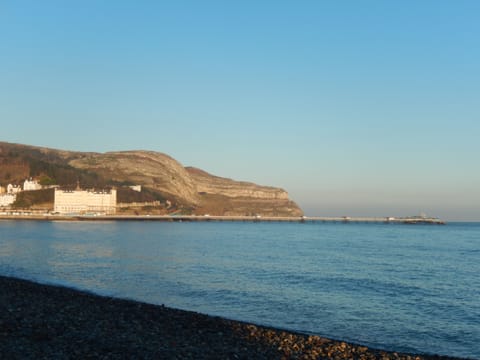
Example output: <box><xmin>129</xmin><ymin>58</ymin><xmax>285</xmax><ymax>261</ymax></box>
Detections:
<box><xmin>0</xmin><ymin>221</ymin><xmax>479</xmax><ymax>358</ymax></box>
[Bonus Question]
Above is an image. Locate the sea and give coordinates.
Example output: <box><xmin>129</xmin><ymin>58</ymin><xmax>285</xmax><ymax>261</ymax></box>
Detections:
<box><xmin>0</xmin><ymin>220</ymin><xmax>478</xmax><ymax>359</ymax></box>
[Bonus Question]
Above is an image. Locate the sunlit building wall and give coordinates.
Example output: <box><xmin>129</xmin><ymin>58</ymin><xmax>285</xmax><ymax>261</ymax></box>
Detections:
<box><xmin>54</xmin><ymin>188</ymin><xmax>117</xmax><ymax>214</ymax></box>
<box><xmin>0</xmin><ymin>194</ymin><xmax>16</xmax><ymax>207</ymax></box>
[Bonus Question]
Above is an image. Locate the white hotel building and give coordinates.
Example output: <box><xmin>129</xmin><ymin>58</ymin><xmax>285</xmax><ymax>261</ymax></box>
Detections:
<box><xmin>54</xmin><ymin>188</ymin><xmax>117</xmax><ymax>214</ymax></box>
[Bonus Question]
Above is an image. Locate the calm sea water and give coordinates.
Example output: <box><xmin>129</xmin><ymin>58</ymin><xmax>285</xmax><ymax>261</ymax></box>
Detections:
<box><xmin>0</xmin><ymin>220</ymin><xmax>479</xmax><ymax>358</ymax></box>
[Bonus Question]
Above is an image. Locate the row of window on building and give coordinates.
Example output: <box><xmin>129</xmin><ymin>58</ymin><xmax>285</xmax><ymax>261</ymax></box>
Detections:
<box><xmin>53</xmin><ymin>188</ymin><xmax>117</xmax><ymax>214</ymax></box>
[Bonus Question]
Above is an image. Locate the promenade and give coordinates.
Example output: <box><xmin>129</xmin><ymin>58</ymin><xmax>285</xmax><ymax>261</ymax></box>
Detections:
<box><xmin>0</xmin><ymin>213</ymin><xmax>446</xmax><ymax>224</ymax></box>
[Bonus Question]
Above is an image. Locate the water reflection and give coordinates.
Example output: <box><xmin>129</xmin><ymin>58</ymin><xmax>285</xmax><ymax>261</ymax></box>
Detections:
<box><xmin>0</xmin><ymin>241</ymin><xmax>15</xmax><ymax>257</ymax></box>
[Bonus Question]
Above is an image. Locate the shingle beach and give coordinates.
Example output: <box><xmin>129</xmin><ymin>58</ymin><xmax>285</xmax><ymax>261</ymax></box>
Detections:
<box><xmin>0</xmin><ymin>275</ymin><xmax>467</xmax><ymax>360</ymax></box>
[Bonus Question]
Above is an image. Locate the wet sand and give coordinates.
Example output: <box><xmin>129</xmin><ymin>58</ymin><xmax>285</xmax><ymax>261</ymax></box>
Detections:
<box><xmin>0</xmin><ymin>275</ymin><xmax>466</xmax><ymax>359</ymax></box>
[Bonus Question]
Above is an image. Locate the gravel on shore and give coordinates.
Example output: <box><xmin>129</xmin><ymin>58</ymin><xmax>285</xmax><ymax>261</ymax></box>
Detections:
<box><xmin>0</xmin><ymin>275</ymin><xmax>468</xmax><ymax>359</ymax></box>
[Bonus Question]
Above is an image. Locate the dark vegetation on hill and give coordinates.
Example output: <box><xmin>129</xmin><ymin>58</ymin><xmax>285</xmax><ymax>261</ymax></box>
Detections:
<box><xmin>0</xmin><ymin>144</ymin><xmax>101</xmax><ymax>187</ymax></box>
<box><xmin>12</xmin><ymin>189</ymin><xmax>54</xmax><ymax>209</ymax></box>
<box><xmin>116</xmin><ymin>187</ymin><xmax>166</xmax><ymax>203</ymax></box>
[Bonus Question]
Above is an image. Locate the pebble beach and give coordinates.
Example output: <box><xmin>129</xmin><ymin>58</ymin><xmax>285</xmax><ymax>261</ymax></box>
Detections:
<box><xmin>0</xmin><ymin>275</ymin><xmax>468</xmax><ymax>360</ymax></box>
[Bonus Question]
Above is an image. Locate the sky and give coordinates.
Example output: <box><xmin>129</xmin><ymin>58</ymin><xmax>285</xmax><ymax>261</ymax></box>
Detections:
<box><xmin>1</xmin><ymin>1</ymin><xmax>479</xmax><ymax>220</ymax></box>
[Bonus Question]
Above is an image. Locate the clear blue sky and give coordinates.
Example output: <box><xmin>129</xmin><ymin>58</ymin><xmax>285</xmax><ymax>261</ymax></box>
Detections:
<box><xmin>1</xmin><ymin>1</ymin><xmax>479</xmax><ymax>220</ymax></box>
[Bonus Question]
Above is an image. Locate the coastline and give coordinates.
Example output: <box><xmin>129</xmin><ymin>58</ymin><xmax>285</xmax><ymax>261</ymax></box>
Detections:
<box><xmin>0</xmin><ymin>213</ymin><xmax>446</xmax><ymax>224</ymax></box>
<box><xmin>0</xmin><ymin>275</ymin><xmax>466</xmax><ymax>359</ymax></box>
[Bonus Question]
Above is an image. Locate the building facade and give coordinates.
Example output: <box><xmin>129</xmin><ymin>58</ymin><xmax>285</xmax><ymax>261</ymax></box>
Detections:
<box><xmin>0</xmin><ymin>194</ymin><xmax>16</xmax><ymax>207</ymax></box>
<box><xmin>54</xmin><ymin>188</ymin><xmax>117</xmax><ymax>214</ymax></box>
<box><xmin>7</xmin><ymin>184</ymin><xmax>21</xmax><ymax>194</ymax></box>
<box><xmin>24</xmin><ymin>178</ymin><xmax>42</xmax><ymax>191</ymax></box>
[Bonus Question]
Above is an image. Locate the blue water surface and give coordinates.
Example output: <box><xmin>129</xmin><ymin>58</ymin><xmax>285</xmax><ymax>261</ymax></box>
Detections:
<box><xmin>0</xmin><ymin>220</ymin><xmax>479</xmax><ymax>358</ymax></box>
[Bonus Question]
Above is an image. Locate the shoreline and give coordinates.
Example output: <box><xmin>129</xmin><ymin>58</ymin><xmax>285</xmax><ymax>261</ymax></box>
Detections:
<box><xmin>0</xmin><ymin>213</ymin><xmax>446</xmax><ymax>224</ymax></box>
<box><xmin>0</xmin><ymin>275</ymin><xmax>467</xmax><ymax>359</ymax></box>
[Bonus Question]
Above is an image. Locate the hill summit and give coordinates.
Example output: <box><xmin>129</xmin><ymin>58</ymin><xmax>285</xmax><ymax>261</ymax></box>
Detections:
<box><xmin>0</xmin><ymin>142</ymin><xmax>303</xmax><ymax>217</ymax></box>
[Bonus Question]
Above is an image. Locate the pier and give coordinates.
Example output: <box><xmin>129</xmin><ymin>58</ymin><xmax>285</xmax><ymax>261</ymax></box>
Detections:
<box><xmin>0</xmin><ymin>213</ymin><xmax>446</xmax><ymax>224</ymax></box>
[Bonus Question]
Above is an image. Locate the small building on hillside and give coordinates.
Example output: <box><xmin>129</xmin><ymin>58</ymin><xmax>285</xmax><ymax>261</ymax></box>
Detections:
<box><xmin>54</xmin><ymin>188</ymin><xmax>117</xmax><ymax>214</ymax></box>
<box><xmin>0</xmin><ymin>185</ymin><xmax>5</xmax><ymax>194</ymax></box>
<box><xmin>0</xmin><ymin>194</ymin><xmax>16</xmax><ymax>207</ymax></box>
<box><xmin>129</xmin><ymin>185</ymin><xmax>142</xmax><ymax>192</ymax></box>
<box><xmin>24</xmin><ymin>178</ymin><xmax>42</xmax><ymax>191</ymax></box>
<box><xmin>7</xmin><ymin>184</ymin><xmax>21</xmax><ymax>194</ymax></box>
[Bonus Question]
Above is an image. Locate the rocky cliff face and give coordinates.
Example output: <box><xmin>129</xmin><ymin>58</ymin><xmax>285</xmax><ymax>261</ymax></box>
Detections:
<box><xmin>0</xmin><ymin>142</ymin><xmax>303</xmax><ymax>216</ymax></box>
<box><xmin>186</xmin><ymin>167</ymin><xmax>302</xmax><ymax>217</ymax></box>
<box><xmin>186</xmin><ymin>167</ymin><xmax>289</xmax><ymax>200</ymax></box>
<box><xmin>69</xmin><ymin>151</ymin><xmax>200</xmax><ymax>206</ymax></box>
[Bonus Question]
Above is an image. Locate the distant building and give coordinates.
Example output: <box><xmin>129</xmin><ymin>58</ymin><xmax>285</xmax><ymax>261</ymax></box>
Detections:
<box><xmin>129</xmin><ymin>185</ymin><xmax>142</xmax><ymax>192</ymax></box>
<box><xmin>23</xmin><ymin>178</ymin><xmax>42</xmax><ymax>191</ymax></box>
<box><xmin>7</xmin><ymin>184</ymin><xmax>21</xmax><ymax>194</ymax></box>
<box><xmin>0</xmin><ymin>194</ymin><xmax>16</xmax><ymax>207</ymax></box>
<box><xmin>54</xmin><ymin>188</ymin><xmax>117</xmax><ymax>214</ymax></box>
<box><xmin>0</xmin><ymin>186</ymin><xmax>5</xmax><ymax>194</ymax></box>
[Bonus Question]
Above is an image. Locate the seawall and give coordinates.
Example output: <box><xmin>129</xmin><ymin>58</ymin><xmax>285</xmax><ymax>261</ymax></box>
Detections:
<box><xmin>0</xmin><ymin>213</ymin><xmax>446</xmax><ymax>224</ymax></box>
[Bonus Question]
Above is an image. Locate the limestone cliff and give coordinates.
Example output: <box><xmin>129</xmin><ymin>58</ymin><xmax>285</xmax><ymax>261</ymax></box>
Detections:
<box><xmin>186</xmin><ymin>167</ymin><xmax>289</xmax><ymax>200</ymax></box>
<box><xmin>186</xmin><ymin>167</ymin><xmax>302</xmax><ymax>217</ymax></box>
<box><xmin>69</xmin><ymin>151</ymin><xmax>200</xmax><ymax>206</ymax></box>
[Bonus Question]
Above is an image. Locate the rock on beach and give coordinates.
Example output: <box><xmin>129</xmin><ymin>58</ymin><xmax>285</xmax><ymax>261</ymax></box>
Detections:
<box><xmin>0</xmin><ymin>275</ymin><xmax>468</xmax><ymax>359</ymax></box>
